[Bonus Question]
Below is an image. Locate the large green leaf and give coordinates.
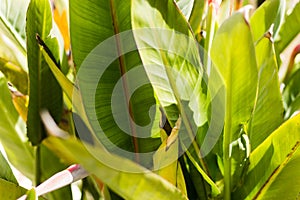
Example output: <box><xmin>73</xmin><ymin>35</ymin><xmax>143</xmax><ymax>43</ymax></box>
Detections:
<box><xmin>0</xmin><ymin>0</ymin><xmax>28</xmax><ymax>70</ymax></box>
<box><xmin>26</xmin><ymin>2</ymin><xmax>72</xmax><ymax>198</ymax></box>
<box><xmin>131</xmin><ymin>1</ymin><xmax>226</xmax><ymax>197</ymax></box>
<box><xmin>233</xmin><ymin>113</ymin><xmax>300</xmax><ymax>199</ymax></box>
<box><xmin>275</xmin><ymin>2</ymin><xmax>300</xmax><ymax>54</ymax></box>
<box><xmin>70</xmin><ymin>0</ymin><xmax>161</xmax><ymax>167</ymax></box>
<box><xmin>255</xmin><ymin>142</ymin><xmax>300</xmax><ymax>199</ymax></box>
<box><xmin>249</xmin><ymin>36</ymin><xmax>283</xmax><ymax>150</ymax></box>
<box><xmin>43</xmin><ymin>136</ymin><xmax>187</xmax><ymax>200</ymax></box>
<box><xmin>0</xmin><ymin>74</ymin><xmax>34</xmax><ymax>179</ymax></box>
<box><xmin>250</xmin><ymin>0</ymin><xmax>285</xmax><ymax>42</ymax></box>
<box><xmin>211</xmin><ymin>11</ymin><xmax>258</xmax><ymax>197</ymax></box>
<box><xmin>26</xmin><ymin>0</ymin><xmax>63</xmax><ymax>145</ymax></box>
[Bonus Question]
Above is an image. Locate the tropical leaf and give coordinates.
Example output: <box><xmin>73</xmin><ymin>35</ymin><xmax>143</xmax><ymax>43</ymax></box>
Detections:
<box><xmin>233</xmin><ymin>113</ymin><xmax>300</xmax><ymax>199</ymax></box>
<box><xmin>249</xmin><ymin>36</ymin><xmax>283</xmax><ymax>150</ymax></box>
<box><xmin>175</xmin><ymin>0</ymin><xmax>206</xmax><ymax>35</ymax></box>
<box><xmin>26</xmin><ymin>0</ymin><xmax>63</xmax><ymax>145</ymax></box>
<box><xmin>275</xmin><ymin>2</ymin><xmax>300</xmax><ymax>54</ymax></box>
<box><xmin>131</xmin><ymin>2</ymin><xmax>225</xmax><ymax>197</ymax></box>
<box><xmin>211</xmin><ymin>11</ymin><xmax>258</xmax><ymax>196</ymax></box>
<box><xmin>0</xmin><ymin>74</ymin><xmax>34</xmax><ymax>179</ymax></box>
<box><xmin>43</xmin><ymin>136</ymin><xmax>188</xmax><ymax>200</ymax></box>
<box><xmin>250</xmin><ymin>0</ymin><xmax>285</xmax><ymax>42</ymax></box>
<box><xmin>254</xmin><ymin>142</ymin><xmax>300</xmax><ymax>200</ymax></box>
<box><xmin>26</xmin><ymin>2</ymin><xmax>73</xmax><ymax>199</ymax></box>
<box><xmin>0</xmin><ymin>0</ymin><xmax>29</xmax><ymax>70</ymax></box>
<box><xmin>70</xmin><ymin>0</ymin><xmax>161</xmax><ymax>168</ymax></box>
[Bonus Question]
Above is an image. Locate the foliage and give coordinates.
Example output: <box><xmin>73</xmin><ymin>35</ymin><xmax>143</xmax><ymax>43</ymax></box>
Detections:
<box><xmin>0</xmin><ymin>0</ymin><xmax>300</xmax><ymax>199</ymax></box>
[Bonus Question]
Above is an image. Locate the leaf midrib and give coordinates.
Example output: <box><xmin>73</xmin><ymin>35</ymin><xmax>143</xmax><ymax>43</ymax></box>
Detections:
<box><xmin>109</xmin><ymin>0</ymin><xmax>139</xmax><ymax>161</ymax></box>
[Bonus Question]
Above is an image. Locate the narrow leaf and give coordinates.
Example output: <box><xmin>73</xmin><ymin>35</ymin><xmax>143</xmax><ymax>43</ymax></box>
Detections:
<box><xmin>275</xmin><ymin>2</ymin><xmax>300</xmax><ymax>53</ymax></box>
<box><xmin>211</xmin><ymin>11</ymin><xmax>258</xmax><ymax>195</ymax></box>
<box><xmin>26</xmin><ymin>0</ymin><xmax>63</xmax><ymax>145</ymax></box>
<box><xmin>249</xmin><ymin>36</ymin><xmax>283</xmax><ymax>150</ymax></box>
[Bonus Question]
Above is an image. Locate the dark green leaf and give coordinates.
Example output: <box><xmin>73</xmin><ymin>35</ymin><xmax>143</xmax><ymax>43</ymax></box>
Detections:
<box><xmin>26</xmin><ymin>0</ymin><xmax>63</xmax><ymax>145</ymax></box>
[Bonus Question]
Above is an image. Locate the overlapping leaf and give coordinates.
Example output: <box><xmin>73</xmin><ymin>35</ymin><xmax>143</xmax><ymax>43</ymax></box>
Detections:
<box><xmin>70</xmin><ymin>0</ymin><xmax>161</xmax><ymax>167</ymax></box>
<box><xmin>26</xmin><ymin>0</ymin><xmax>63</xmax><ymax>145</ymax></box>
<box><xmin>211</xmin><ymin>11</ymin><xmax>258</xmax><ymax>195</ymax></box>
<box><xmin>0</xmin><ymin>74</ymin><xmax>34</xmax><ymax>179</ymax></box>
<box><xmin>43</xmin><ymin>135</ymin><xmax>187</xmax><ymax>200</ymax></box>
<box><xmin>249</xmin><ymin>36</ymin><xmax>283</xmax><ymax>150</ymax></box>
<box><xmin>233</xmin><ymin>113</ymin><xmax>300</xmax><ymax>199</ymax></box>
<box><xmin>0</xmin><ymin>0</ymin><xmax>29</xmax><ymax>70</ymax></box>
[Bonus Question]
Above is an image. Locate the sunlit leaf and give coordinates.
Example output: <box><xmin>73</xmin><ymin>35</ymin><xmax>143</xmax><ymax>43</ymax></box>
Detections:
<box><xmin>0</xmin><ymin>57</ymin><xmax>28</xmax><ymax>94</ymax></box>
<box><xmin>255</xmin><ymin>142</ymin><xmax>300</xmax><ymax>200</ymax></box>
<box><xmin>43</xmin><ymin>136</ymin><xmax>188</xmax><ymax>200</ymax></box>
<box><xmin>211</xmin><ymin>11</ymin><xmax>258</xmax><ymax>194</ymax></box>
<box><xmin>0</xmin><ymin>74</ymin><xmax>34</xmax><ymax>179</ymax></box>
<box><xmin>0</xmin><ymin>0</ymin><xmax>29</xmax><ymax>70</ymax></box>
<box><xmin>275</xmin><ymin>2</ymin><xmax>300</xmax><ymax>54</ymax></box>
<box><xmin>233</xmin><ymin>113</ymin><xmax>300</xmax><ymax>199</ymax></box>
<box><xmin>250</xmin><ymin>0</ymin><xmax>285</xmax><ymax>42</ymax></box>
<box><xmin>249</xmin><ymin>36</ymin><xmax>283</xmax><ymax>150</ymax></box>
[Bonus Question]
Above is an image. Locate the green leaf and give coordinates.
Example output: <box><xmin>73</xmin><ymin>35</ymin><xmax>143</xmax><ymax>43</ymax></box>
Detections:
<box><xmin>255</xmin><ymin>142</ymin><xmax>300</xmax><ymax>200</ymax></box>
<box><xmin>233</xmin><ymin>113</ymin><xmax>300</xmax><ymax>199</ymax></box>
<box><xmin>131</xmin><ymin>0</ymin><xmax>208</xmax><ymax>142</ymax></box>
<box><xmin>153</xmin><ymin>120</ymin><xmax>187</xmax><ymax>196</ymax></box>
<box><xmin>0</xmin><ymin>57</ymin><xmax>28</xmax><ymax>94</ymax></box>
<box><xmin>185</xmin><ymin>151</ymin><xmax>221</xmax><ymax>196</ymax></box>
<box><xmin>0</xmin><ymin>178</ymin><xmax>26</xmax><ymax>199</ymax></box>
<box><xmin>0</xmin><ymin>0</ymin><xmax>29</xmax><ymax>70</ymax></box>
<box><xmin>283</xmin><ymin>67</ymin><xmax>300</xmax><ymax>119</ymax></box>
<box><xmin>26</xmin><ymin>0</ymin><xmax>63</xmax><ymax>145</ymax></box>
<box><xmin>275</xmin><ymin>2</ymin><xmax>300</xmax><ymax>54</ymax></box>
<box><xmin>211</xmin><ymin>11</ymin><xmax>258</xmax><ymax>196</ymax></box>
<box><xmin>0</xmin><ymin>150</ymin><xmax>17</xmax><ymax>184</ymax></box>
<box><xmin>70</xmin><ymin>0</ymin><xmax>161</xmax><ymax>167</ymax></box>
<box><xmin>0</xmin><ymin>74</ymin><xmax>34</xmax><ymax>179</ymax></box>
<box><xmin>43</xmin><ymin>136</ymin><xmax>188</xmax><ymax>200</ymax></box>
<box><xmin>175</xmin><ymin>0</ymin><xmax>205</xmax><ymax>35</ymax></box>
<box><xmin>249</xmin><ymin>36</ymin><xmax>283</xmax><ymax>150</ymax></box>
<box><xmin>250</xmin><ymin>0</ymin><xmax>285</xmax><ymax>42</ymax></box>
<box><xmin>131</xmin><ymin>1</ymin><xmax>221</xmax><ymax>195</ymax></box>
